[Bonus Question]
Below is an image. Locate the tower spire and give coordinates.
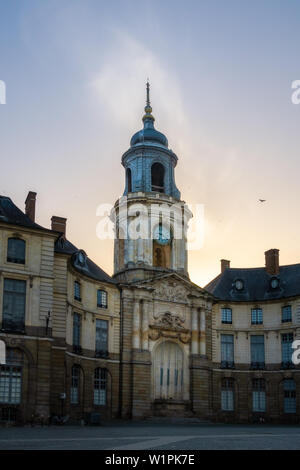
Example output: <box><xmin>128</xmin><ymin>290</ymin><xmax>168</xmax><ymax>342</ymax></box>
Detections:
<box><xmin>146</xmin><ymin>79</ymin><xmax>150</xmax><ymax>107</ymax></box>
<box><xmin>143</xmin><ymin>79</ymin><xmax>155</xmax><ymax>123</ymax></box>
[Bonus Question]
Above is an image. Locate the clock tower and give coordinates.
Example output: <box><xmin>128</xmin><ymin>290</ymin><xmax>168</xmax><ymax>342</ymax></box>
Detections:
<box><xmin>113</xmin><ymin>83</ymin><xmax>212</xmax><ymax>420</ymax></box>
<box><xmin>113</xmin><ymin>82</ymin><xmax>192</xmax><ymax>282</ymax></box>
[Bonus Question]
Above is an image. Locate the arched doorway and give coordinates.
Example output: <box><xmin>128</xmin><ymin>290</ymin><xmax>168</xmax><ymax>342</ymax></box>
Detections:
<box><xmin>154</xmin><ymin>341</ymin><xmax>184</xmax><ymax>400</ymax></box>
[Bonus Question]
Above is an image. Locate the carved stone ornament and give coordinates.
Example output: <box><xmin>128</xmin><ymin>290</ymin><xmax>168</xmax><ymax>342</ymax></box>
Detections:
<box><xmin>154</xmin><ymin>311</ymin><xmax>185</xmax><ymax>330</ymax></box>
<box><xmin>149</xmin><ymin>311</ymin><xmax>191</xmax><ymax>344</ymax></box>
<box><xmin>148</xmin><ymin>325</ymin><xmax>191</xmax><ymax>344</ymax></box>
<box><xmin>154</xmin><ymin>282</ymin><xmax>188</xmax><ymax>303</ymax></box>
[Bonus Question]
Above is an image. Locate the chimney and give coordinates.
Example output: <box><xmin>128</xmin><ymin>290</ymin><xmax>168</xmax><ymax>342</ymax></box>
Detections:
<box><xmin>265</xmin><ymin>248</ymin><xmax>279</xmax><ymax>275</ymax></box>
<box><xmin>51</xmin><ymin>216</ymin><xmax>67</xmax><ymax>237</ymax></box>
<box><xmin>221</xmin><ymin>259</ymin><xmax>230</xmax><ymax>273</ymax></box>
<box><xmin>25</xmin><ymin>191</ymin><xmax>37</xmax><ymax>222</ymax></box>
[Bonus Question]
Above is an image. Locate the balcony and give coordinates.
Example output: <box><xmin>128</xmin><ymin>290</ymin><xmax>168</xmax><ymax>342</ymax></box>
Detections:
<box><xmin>95</xmin><ymin>350</ymin><xmax>109</xmax><ymax>359</ymax></box>
<box><xmin>220</xmin><ymin>361</ymin><xmax>235</xmax><ymax>369</ymax></box>
<box><xmin>281</xmin><ymin>361</ymin><xmax>295</xmax><ymax>370</ymax></box>
<box><xmin>250</xmin><ymin>362</ymin><xmax>265</xmax><ymax>370</ymax></box>
<box><xmin>72</xmin><ymin>345</ymin><xmax>82</xmax><ymax>355</ymax></box>
<box><xmin>1</xmin><ymin>321</ymin><xmax>25</xmax><ymax>334</ymax></box>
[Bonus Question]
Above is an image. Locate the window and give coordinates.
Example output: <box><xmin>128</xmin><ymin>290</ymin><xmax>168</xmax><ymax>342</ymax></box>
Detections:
<box><xmin>2</xmin><ymin>279</ymin><xmax>26</xmax><ymax>332</ymax></box>
<box><xmin>70</xmin><ymin>365</ymin><xmax>80</xmax><ymax>404</ymax></box>
<box><xmin>282</xmin><ymin>306</ymin><xmax>292</xmax><ymax>323</ymax></box>
<box><xmin>97</xmin><ymin>290</ymin><xmax>107</xmax><ymax>308</ymax></box>
<box><xmin>151</xmin><ymin>162</ymin><xmax>165</xmax><ymax>193</ymax></box>
<box><xmin>73</xmin><ymin>313</ymin><xmax>81</xmax><ymax>354</ymax></box>
<box><xmin>7</xmin><ymin>238</ymin><xmax>25</xmax><ymax>264</ymax></box>
<box><xmin>221</xmin><ymin>308</ymin><xmax>232</xmax><ymax>324</ymax></box>
<box><xmin>74</xmin><ymin>281</ymin><xmax>81</xmax><ymax>301</ymax></box>
<box><xmin>221</xmin><ymin>334</ymin><xmax>234</xmax><ymax>368</ymax></box>
<box><xmin>251</xmin><ymin>308</ymin><xmax>263</xmax><ymax>325</ymax></box>
<box><xmin>252</xmin><ymin>378</ymin><xmax>266</xmax><ymax>412</ymax></box>
<box><xmin>0</xmin><ymin>349</ymin><xmax>23</xmax><ymax>405</ymax></box>
<box><xmin>94</xmin><ymin>368</ymin><xmax>107</xmax><ymax>405</ymax></box>
<box><xmin>281</xmin><ymin>333</ymin><xmax>294</xmax><ymax>367</ymax></box>
<box><xmin>283</xmin><ymin>379</ymin><xmax>296</xmax><ymax>413</ymax></box>
<box><xmin>221</xmin><ymin>378</ymin><xmax>234</xmax><ymax>411</ymax></box>
<box><xmin>250</xmin><ymin>336</ymin><xmax>265</xmax><ymax>369</ymax></box>
<box><xmin>95</xmin><ymin>319</ymin><xmax>108</xmax><ymax>357</ymax></box>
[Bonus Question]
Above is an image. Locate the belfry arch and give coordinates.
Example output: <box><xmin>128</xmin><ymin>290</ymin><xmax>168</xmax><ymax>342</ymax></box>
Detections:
<box><xmin>151</xmin><ymin>162</ymin><xmax>165</xmax><ymax>193</ymax></box>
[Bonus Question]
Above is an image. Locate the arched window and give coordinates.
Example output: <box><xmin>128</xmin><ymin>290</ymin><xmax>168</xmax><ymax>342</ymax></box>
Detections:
<box><xmin>7</xmin><ymin>238</ymin><xmax>25</xmax><ymax>264</ymax></box>
<box><xmin>0</xmin><ymin>348</ymin><xmax>23</xmax><ymax>405</ymax></box>
<box><xmin>126</xmin><ymin>168</ymin><xmax>132</xmax><ymax>193</ymax></box>
<box><xmin>94</xmin><ymin>368</ymin><xmax>107</xmax><ymax>405</ymax></box>
<box><xmin>283</xmin><ymin>379</ymin><xmax>296</xmax><ymax>413</ymax></box>
<box><xmin>151</xmin><ymin>163</ymin><xmax>165</xmax><ymax>193</ymax></box>
<box><xmin>97</xmin><ymin>290</ymin><xmax>107</xmax><ymax>308</ymax></box>
<box><xmin>154</xmin><ymin>247</ymin><xmax>165</xmax><ymax>267</ymax></box>
<box><xmin>70</xmin><ymin>365</ymin><xmax>81</xmax><ymax>404</ymax></box>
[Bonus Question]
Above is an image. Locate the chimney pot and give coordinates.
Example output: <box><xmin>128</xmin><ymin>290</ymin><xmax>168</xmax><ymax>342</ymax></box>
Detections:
<box><xmin>265</xmin><ymin>248</ymin><xmax>279</xmax><ymax>275</ymax></box>
<box><xmin>51</xmin><ymin>216</ymin><xmax>67</xmax><ymax>237</ymax></box>
<box><xmin>221</xmin><ymin>259</ymin><xmax>230</xmax><ymax>273</ymax></box>
<box><xmin>25</xmin><ymin>191</ymin><xmax>37</xmax><ymax>222</ymax></box>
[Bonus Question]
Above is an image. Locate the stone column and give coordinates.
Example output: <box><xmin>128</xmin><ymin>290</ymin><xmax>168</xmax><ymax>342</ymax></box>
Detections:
<box><xmin>132</xmin><ymin>301</ymin><xmax>141</xmax><ymax>349</ymax></box>
<box><xmin>199</xmin><ymin>308</ymin><xmax>206</xmax><ymax>355</ymax></box>
<box><xmin>191</xmin><ymin>307</ymin><xmax>199</xmax><ymax>354</ymax></box>
<box><xmin>142</xmin><ymin>301</ymin><xmax>149</xmax><ymax>350</ymax></box>
<box><xmin>137</xmin><ymin>237</ymin><xmax>143</xmax><ymax>263</ymax></box>
<box><xmin>127</xmin><ymin>238</ymin><xmax>134</xmax><ymax>265</ymax></box>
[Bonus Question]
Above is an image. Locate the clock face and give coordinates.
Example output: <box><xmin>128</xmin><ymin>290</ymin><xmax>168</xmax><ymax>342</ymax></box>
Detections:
<box><xmin>153</xmin><ymin>225</ymin><xmax>171</xmax><ymax>245</ymax></box>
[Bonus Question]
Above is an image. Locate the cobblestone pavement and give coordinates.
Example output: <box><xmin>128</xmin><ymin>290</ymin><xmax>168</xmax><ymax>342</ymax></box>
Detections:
<box><xmin>0</xmin><ymin>420</ymin><xmax>299</xmax><ymax>450</ymax></box>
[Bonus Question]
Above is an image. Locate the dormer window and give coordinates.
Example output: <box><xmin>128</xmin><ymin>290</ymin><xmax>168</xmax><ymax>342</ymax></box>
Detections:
<box><xmin>234</xmin><ymin>279</ymin><xmax>244</xmax><ymax>291</ymax></box>
<box><xmin>270</xmin><ymin>277</ymin><xmax>280</xmax><ymax>290</ymax></box>
<box><xmin>74</xmin><ymin>281</ymin><xmax>81</xmax><ymax>302</ymax></box>
<box><xmin>7</xmin><ymin>238</ymin><xmax>25</xmax><ymax>264</ymax></box>
<box><xmin>77</xmin><ymin>250</ymin><xmax>87</xmax><ymax>267</ymax></box>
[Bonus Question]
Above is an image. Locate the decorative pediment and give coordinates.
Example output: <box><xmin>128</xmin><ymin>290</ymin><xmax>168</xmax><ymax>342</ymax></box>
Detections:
<box><xmin>154</xmin><ymin>281</ymin><xmax>188</xmax><ymax>302</ymax></box>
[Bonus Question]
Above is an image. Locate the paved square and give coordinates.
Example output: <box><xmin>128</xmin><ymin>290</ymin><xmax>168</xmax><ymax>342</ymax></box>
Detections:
<box><xmin>0</xmin><ymin>420</ymin><xmax>299</xmax><ymax>450</ymax></box>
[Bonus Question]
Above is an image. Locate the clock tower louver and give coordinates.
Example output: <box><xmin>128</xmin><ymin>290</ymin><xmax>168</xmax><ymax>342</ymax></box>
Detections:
<box><xmin>113</xmin><ymin>81</ymin><xmax>192</xmax><ymax>282</ymax></box>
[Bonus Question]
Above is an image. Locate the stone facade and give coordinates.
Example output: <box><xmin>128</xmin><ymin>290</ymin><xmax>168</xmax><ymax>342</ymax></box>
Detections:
<box><xmin>0</xmin><ymin>85</ymin><xmax>299</xmax><ymax>424</ymax></box>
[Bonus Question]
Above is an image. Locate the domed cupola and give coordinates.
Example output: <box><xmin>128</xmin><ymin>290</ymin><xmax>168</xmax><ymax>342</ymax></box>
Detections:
<box><xmin>122</xmin><ymin>81</ymin><xmax>180</xmax><ymax>199</ymax></box>
<box><xmin>130</xmin><ymin>83</ymin><xmax>168</xmax><ymax>148</ymax></box>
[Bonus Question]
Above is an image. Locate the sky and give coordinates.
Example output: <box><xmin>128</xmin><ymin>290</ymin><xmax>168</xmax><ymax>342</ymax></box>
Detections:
<box><xmin>1</xmin><ymin>0</ymin><xmax>300</xmax><ymax>286</ymax></box>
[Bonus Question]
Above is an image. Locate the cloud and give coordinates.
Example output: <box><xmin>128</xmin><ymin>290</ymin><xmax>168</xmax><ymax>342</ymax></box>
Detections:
<box><xmin>91</xmin><ymin>31</ymin><xmax>188</xmax><ymax>138</ymax></box>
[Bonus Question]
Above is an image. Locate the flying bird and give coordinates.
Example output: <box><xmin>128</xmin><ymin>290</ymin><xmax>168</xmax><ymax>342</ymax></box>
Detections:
<box><xmin>259</xmin><ymin>199</ymin><xmax>266</xmax><ymax>203</ymax></box>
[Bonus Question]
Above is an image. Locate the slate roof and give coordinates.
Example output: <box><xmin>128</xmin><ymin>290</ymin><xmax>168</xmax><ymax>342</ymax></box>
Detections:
<box><xmin>205</xmin><ymin>265</ymin><xmax>300</xmax><ymax>302</ymax></box>
<box><xmin>0</xmin><ymin>194</ymin><xmax>115</xmax><ymax>285</ymax></box>
<box><xmin>0</xmin><ymin>196</ymin><xmax>53</xmax><ymax>233</ymax></box>
<box><xmin>55</xmin><ymin>236</ymin><xmax>115</xmax><ymax>284</ymax></box>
